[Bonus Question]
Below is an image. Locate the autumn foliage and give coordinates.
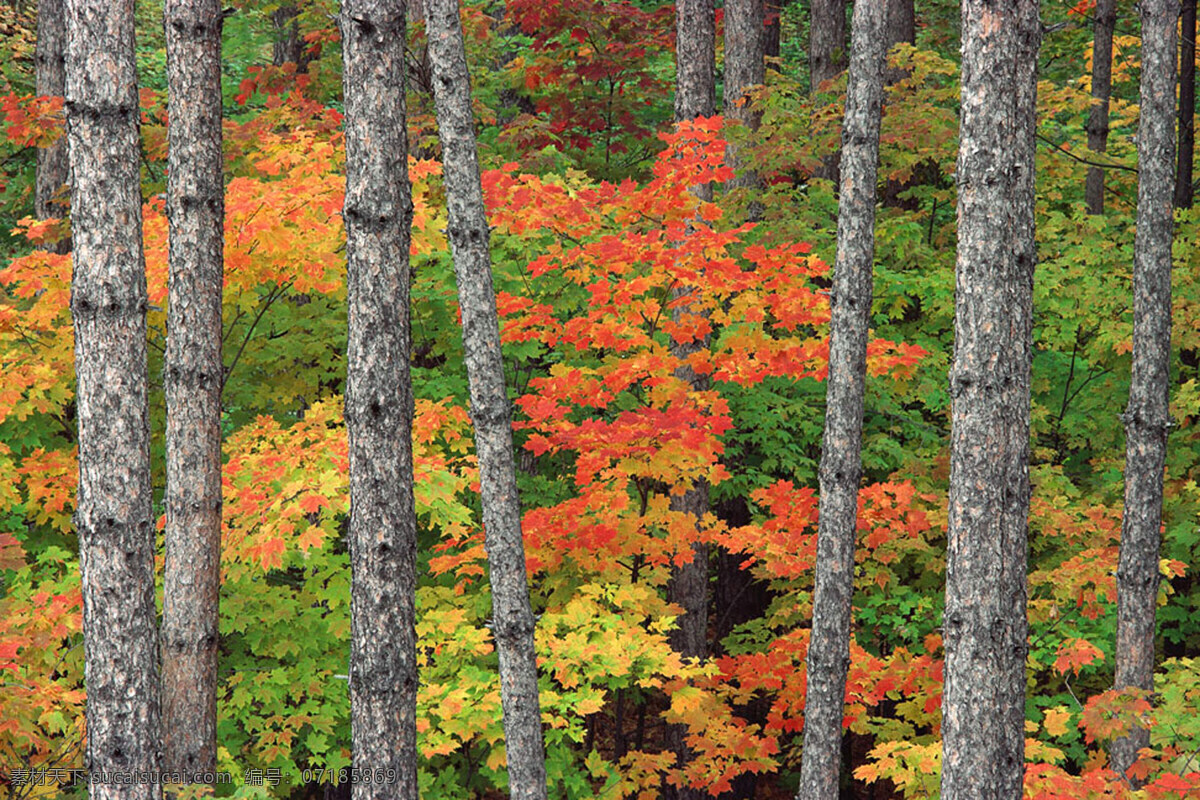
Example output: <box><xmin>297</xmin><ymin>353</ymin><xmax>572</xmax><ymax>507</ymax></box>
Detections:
<box><xmin>1</xmin><ymin>1</ymin><xmax>1199</xmax><ymax>798</ymax></box>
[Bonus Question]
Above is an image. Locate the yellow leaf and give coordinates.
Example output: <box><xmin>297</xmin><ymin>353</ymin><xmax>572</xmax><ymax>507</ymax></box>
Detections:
<box><xmin>1043</xmin><ymin>706</ymin><xmax>1072</xmax><ymax>737</ymax></box>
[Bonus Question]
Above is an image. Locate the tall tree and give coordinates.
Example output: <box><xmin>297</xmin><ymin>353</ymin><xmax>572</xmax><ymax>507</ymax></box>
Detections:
<box><xmin>764</xmin><ymin>0</ymin><xmax>790</xmax><ymax>70</ymax></box>
<box><xmin>161</xmin><ymin>0</ymin><xmax>224</xmax><ymax>782</ymax></box>
<box><xmin>882</xmin><ymin>0</ymin><xmax>914</xmax><ymax>83</ymax></box>
<box><xmin>273</xmin><ymin>4</ymin><xmax>305</xmax><ymax>67</ymax></box>
<box><xmin>1110</xmin><ymin>0</ymin><xmax>1178</xmax><ymax>781</ymax></box>
<box><xmin>1176</xmin><ymin>0</ymin><xmax>1195</xmax><ymax>209</ymax></box>
<box><xmin>34</xmin><ymin>0</ymin><xmax>68</xmax><ymax>243</ymax></box>
<box><xmin>795</xmin><ymin>0</ymin><xmax>889</xmax><ymax>795</ymax></box>
<box><xmin>64</xmin><ymin>0</ymin><xmax>162</xmax><ymax>796</ymax></box>
<box><xmin>667</xmin><ymin>2</ymin><xmax>715</xmax><ymax>796</ymax></box>
<box><xmin>724</xmin><ymin>0</ymin><xmax>766</xmax><ymax>207</ymax></box>
<box><xmin>340</xmin><ymin>0</ymin><xmax>419</xmax><ymax>796</ymax></box>
<box><xmin>940</xmin><ymin>0</ymin><xmax>1039</xmax><ymax>796</ymax></box>
<box><xmin>425</xmin><ymin>2</ymin><xmax>549</xmax><ymax>798</ymax></box>
<box><xmin>809</xmin><ymin>0</ymin><xmax>846</xmax><ymax>92</ymax></box>
<box><xmin>1085</xmin><ymin>0</ymin><xmax>1116</xmax><ymax>214</ymax></box>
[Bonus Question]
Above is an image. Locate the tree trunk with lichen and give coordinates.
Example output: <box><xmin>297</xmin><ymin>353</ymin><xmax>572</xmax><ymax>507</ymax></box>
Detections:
<box><xmin>939</xmin><ymin>0</ymin><xmax>1040</xmax><ymax>797</ymax></box>
<box><xmin>340</xmin><ymin>0</ymin><xmax>419</xmax><ymax>796</ymax></box>
<box><xmin>65</xmin><ymin>0</ymin><xmax>162</xmax><ymax>795</ymax></box>
<box><xmin>162</xmin><ymin>0</ymin><xmax>224</xmax><ymax>784</ymax></box>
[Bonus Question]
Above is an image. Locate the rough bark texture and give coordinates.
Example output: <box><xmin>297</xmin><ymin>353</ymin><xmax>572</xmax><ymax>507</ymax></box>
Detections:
<box><xmin>35</xmin><ymin>0</ymin><xmax>68</xmax><ymax>242</ymax></box>
<box><xmin>162</xmin><ymin>0</ymin><xmax>224</xmax><ymax>782</ymax></box>
<box><xmin>666</xmin><ymin>3</ymin><xmax>716</xmax><ymax>797</ymax></box>
<box><xmin>340</xmin><ymin>0</ymin><xmax>419</xmax><ymax>797</ymax></box>
<box><xmin>1111</xmin><ymin>0</ymin><xmax>1177</xmax><ymax>781</ymax></box>
<box><xmin>794</xmin><ymin>0</ymin><xmax>888</xmax><ymax>796</ymax></box>
<box><xmin>1176</xmin><ymin>0</ymin><xmax>1195</xmax><ymax>209</ymax></box>
<box><xmin>724</xmin><ymin>0</ymin><xmax>766</xmax><ymax>204</ymax></box>
<box><xmin>425</xmin><ymin>3</ymin><xmax>549</xmax><ymax>799</ymax></box>
<box><xmin>809</xmin><ymin>0</ymin><xmax>846</xmax><ymax>92</ymax></box>
<box><xmin>940</xmin><ymin>0</ymin><xmax>1039</xmax><ymax>796</ymax></box>
<box><xmin>65</xmin><ymin>0</ymin><xmax>162</xmax><ymax>796</ymax></box>
<box><xmin>1085</xmin><ymin>0</ymin><xmax>1116</xmax><ymax>214</ymax></box>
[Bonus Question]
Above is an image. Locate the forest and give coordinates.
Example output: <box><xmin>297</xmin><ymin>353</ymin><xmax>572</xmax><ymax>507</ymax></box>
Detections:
<box><xmin>0</xmin><ymin>0</ymin><xmax>1198</xmax><ymax>797</ymax></box>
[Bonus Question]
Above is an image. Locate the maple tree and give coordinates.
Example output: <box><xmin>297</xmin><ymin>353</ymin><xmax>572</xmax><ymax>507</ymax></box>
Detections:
<box><xmin>1</xmin><ymin>1</ymin><xmax>1200</xmax><ymax>799</ymax></box>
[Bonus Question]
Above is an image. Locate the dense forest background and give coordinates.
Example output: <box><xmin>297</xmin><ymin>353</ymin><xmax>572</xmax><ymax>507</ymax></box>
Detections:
<box><xmin>0</xmin><ymin>0</ymin><xmax>1198</xmax><ymax>797</ymax></box>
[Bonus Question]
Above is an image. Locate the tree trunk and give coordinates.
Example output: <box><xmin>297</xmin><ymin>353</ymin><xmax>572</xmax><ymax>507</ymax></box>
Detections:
<box><xmin>764</xmin><ymin>0</ymin><xmax>790</xmax><ymax>71</ymax></box>
<box><xmin>35</xmin><ymin>0</ymin><xmax>68</xmax><ymax>248</ymax></box>
<box><xmin>425</xmin><ymin>3</ymin><xmax>549</xmax><ymax>799</ymax></box>
<box><xmin>939</xmin><ymin>0</ymin><xmax>1039</xmax><ymax>795</ymax></box>
<box><xmin>809</xmin><ymin>0</ymin><xmax>846</xmax><ymax>92</ymax></box>
<box><xmin>340</xmin><ymin>0</ymin><xmax>419</xmax><ymax>796</ymax></box>
<box><xmin>161</xmin><ymin>0</ymin><xmax>224</xmax><ymax>784</ymax></box>
<box><xmin>273</xmin><ymin>4</ymin><xmax>305</xmax><ymax>68</ymax></box>
<box><xmin>794</xmin><ymin>0</ymin><xmax>888</xmax><ymax>796</ymax></box>
<box><xmin>64</xmin><ymin>0</ymin><xmax>162</xmax><ymax>796</ymax></box>
<box><xmin>1085</xmin><ymin>0</ymin><xmax>1116</xmax><ymax>214</ymax></box>
<box><xmin>1110</xmin><ymin>0</ymin><xmax>1177</xmax><ymax>782</ymax></box>
<box><xmin>724</xmin><ymin>0</ymin><xmax>766</xmax><ymax>208</ymax></box>
<box><xmin>1176</xmin><ymin>0</ymin><xmax>1195</xmax><ymax>209</ymax></box>
<box><xmin>667</xmin><ymin>3</ymin><xmax>715</xmax><ymax>797</ymax></box>
<box><xmin>882</xmin><ymin>0</ymin><xmax>914</xmax><ymax>83</ymax></box>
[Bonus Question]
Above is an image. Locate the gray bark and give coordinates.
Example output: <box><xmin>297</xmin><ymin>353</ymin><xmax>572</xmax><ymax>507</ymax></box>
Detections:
<box><xmin>795</xmin><ymin>0</ymin><xmax>888</xmax><ymax>795</ymax></box>
<box><xmin>340</xmin><ymin>0</ymin><xmax>419</xmax><ymax>796</ymax></box>
<box><xmin>724</xmin><ymin>0</ymin><xmax>765</xmax><ymax>204</ymax></box>
<box><xmin>809</xmin><ymin>0</ymin><xmax>846</xmax><ymax>92</ymax></box>
<box><xmin>162</xmin><ymin>0</ymin><xmax>224</xmax><ymax>782</ymax></box>
<box><xmin>425</xmin><ymin>3</ymin><xmax>549</xmax><ymax>799</ymax></box>
<box><xmin>939</xmin><ymin>0</ymin><xmax>1039</xmax><ymax>796</ymax></box>
<box><xmin>1176</xmin><ymin>0</ymin><xmax>1195</xmax><ymax>209</ymax></box>
<box><xmin>1085</xmin><ymin>0</ymin><xmax>1116</xmax><ymax>214</ymax></box>
<box><xmin>35</xmin><ymin>0</ymin><xmax>68</xmax><ymax>246</ymax></box>
<box><xmin>882</xmin><ymin>0</ymin><xmax>914</xmax><ymax>84</ymax></box>
<box><xmin>666</xmin><ymin>3</ymin><xmax>716</xmax><ymax>797</ymax></box>
<box><xmin>65</xmin><ymin>0</ymin><xmax>162</xmax><ymax>795</ymax></box>
<box><xmin>1111</xmin><ymin>0</ymin><xmax>1177</xmax><ymax>782</ymax></box>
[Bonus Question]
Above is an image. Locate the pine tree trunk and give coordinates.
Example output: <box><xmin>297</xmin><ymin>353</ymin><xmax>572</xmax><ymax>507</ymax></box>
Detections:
<box><xmin>1110</xmin><ymin>0</ymin><xmax>1177</xmax><ymax>782</ymax></box>
<box><xmin>162</xmin><ymin>0</ymin><xmax>224</xmax><ymax>783</ymax></box>
<box><xmin>667</xmin><ymin>3</ymin><xmax>715</xmax><ymax>797</ymax></box>
<box><xmin>1085</xmin><ymin>0</ymin><xmax>1116</xmax><ymax>214</ymax></box>
<box><xmin>724</xmin><ymin>0</ymin><xmax>765</xmax><ymax>208</ymax></box>
<box><xmin>809</xmin><ymin>0</ymin><xmax>846</xmax><ymax>92</ymax></box>
<box><xmin>340</xmin><ymin>0</ymin><xmax>419</xmax><ymax>796</ymax></box>
<box><xmin>940</xmin><ymin>0</ymin><xmax>1039</xmax><ymax>796</ymax></box>
<box><xmin>35</xmin><ymin>0</ymin><xmax>68</xmax><ymax>247</ymax></box>
<box><xmin>1176</xmin><ymin>0</ymin><xmax>1195</xmax><ymax>209</ymax></box>
<box><xmin>64</xmin><ymin>0</ymin><xmax>162</xmax><ymax>796</ymax></box>
<box><xmin>425</xmin><ymin>3</ymin><xmax>549</xmax><ymax>798</ymax></box>
<box><xmin>794</xmin><ymin>0</ymin><xmax>888</xmax><ymax>796</ymax></box>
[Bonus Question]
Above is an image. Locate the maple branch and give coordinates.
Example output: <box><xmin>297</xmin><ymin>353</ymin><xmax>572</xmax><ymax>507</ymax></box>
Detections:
<box><xmin>223</xmin><ymin>280</ymin><xmax>293</xmax><ymax>389</ymax></box>
<box><xmin>1036</xmin><ymin>133</ymin><xmax>1138</xmax><ymax>173</ymax></box>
